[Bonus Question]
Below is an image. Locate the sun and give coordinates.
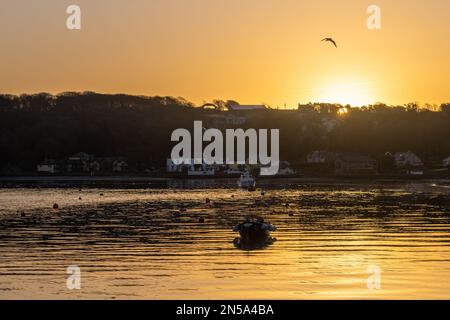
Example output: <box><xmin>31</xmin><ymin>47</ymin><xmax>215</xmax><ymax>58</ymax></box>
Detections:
<box><xmin>337</xmin><ymin>107</ymin><xmax>349</xmax><ymax>116</ymax></box>
<box><xmin>318</xmin><ymin>81</ymin><xmax>375</xmax><ymax>107</ymax></box>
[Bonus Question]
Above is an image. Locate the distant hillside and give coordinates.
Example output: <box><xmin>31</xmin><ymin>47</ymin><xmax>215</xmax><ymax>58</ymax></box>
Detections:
<box><xmin>1</xmin><ymin>92</ymin><xmax>450</xmax><ymax>173</ymax></box>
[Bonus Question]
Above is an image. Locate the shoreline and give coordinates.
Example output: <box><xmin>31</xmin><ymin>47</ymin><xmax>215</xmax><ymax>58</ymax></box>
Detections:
<box><xmin>0</xmin><ymin>175</ymin><xmax>449</xmax><ymax>185</ymax></box>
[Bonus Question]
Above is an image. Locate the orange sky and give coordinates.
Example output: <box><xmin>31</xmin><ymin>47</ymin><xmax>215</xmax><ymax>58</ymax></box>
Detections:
<box><xmin>1</xmin><ymin>0</ymin><xmax>449</xmax><ymax>107</ymax></box>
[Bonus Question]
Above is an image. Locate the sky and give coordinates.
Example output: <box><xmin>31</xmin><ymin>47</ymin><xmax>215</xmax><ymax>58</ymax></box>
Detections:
<box><xmin>1</xmin><ymin>0</ymin><xmax>449</xmax><ymax>107</ymax></box>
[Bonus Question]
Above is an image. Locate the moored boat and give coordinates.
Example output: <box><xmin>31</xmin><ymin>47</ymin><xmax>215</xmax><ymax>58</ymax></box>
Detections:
<box><xmin>237</xmin><ymin>171</ymin><xmax>256</xmax><ymax>189</ymax></box>
<box><xmin>232</xmin><ymin>217</ymin><xmax>276</xmax><ymax>241</ymax></box>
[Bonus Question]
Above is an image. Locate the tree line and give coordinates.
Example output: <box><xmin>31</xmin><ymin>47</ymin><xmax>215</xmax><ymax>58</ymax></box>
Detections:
<box><xmin>0</xmin><ymin>92</ymin><xmax>449</xmax><ymax>173</ymax></box>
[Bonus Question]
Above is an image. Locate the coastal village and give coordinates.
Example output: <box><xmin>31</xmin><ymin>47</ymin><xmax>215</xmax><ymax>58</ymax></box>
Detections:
<box><xmin>35</xmin><ymin>149</ymin><xmax>450</xmax><ymax>178</ymax></box>
<box><xmin>32</xmin><ymin>104</ymin><xmax>450</xmax><ymax>179</ymax></box>
<box><xmin>0</xmin><ymin>96</ymin><xmax>443</xmax><ymax>179</ymax></box>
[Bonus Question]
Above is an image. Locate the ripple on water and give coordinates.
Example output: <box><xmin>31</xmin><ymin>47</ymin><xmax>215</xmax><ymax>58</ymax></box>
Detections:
<box><xmin>0</xmin><ymin>183</ymin><xmax>450</xmax><ymax>299</ymax></box>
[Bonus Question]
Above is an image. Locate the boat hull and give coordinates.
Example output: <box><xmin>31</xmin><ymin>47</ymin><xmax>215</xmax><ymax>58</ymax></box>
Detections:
<box><xmin>238</xmin><ymin>227</ymin><xmax>271</xmax><ymax>241</ymax></box>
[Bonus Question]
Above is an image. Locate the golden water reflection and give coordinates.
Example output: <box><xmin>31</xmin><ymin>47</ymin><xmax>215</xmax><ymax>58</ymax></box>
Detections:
<box><xmin>0</xmin><ymin>182</ymin><xmax>449</xmax><ymax>299</ymax></box>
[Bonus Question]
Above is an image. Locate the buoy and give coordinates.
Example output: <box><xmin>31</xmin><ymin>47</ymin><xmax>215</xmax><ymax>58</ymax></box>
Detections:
<box><xmin>53</xmin><ymin>203</ymin><xmax>59</xmax><ymax>210</ymax></box>
<box><xmin>285</xmin><ymin>203</ymin><xmax>290</xmax><ymax>207</ymax></box>
<box><xmin>180</xmin><ymin>207</ymin><xmax>187</xmax><ymax>213</ymax></box>
<box><xmin>289</xmin><ymin>212</ymin><xmax>294</xmax><ymax>217</ymax></box>
<box><xmin>206</xmin><ymin>198</ymin><xmax>211</xmax><ymax>204</ymax></box>
<box><xmin>199</xmin><ymin>217</ymin><xmax>205</xmax><ymax>223</ymax></box>
<box><xmin>100</xmin><ymin>193</ymin><xmax>104</xmax><ymax>196</ymax></box>
<box><xmin>79</xmin><ymin>197</ymin><xmax>82</xmax><ymax>200</ymax></box>
<box><xmin>20</xmin><ymin>212</ymin><xmax>26</xmax><ymax>217</ymax></box>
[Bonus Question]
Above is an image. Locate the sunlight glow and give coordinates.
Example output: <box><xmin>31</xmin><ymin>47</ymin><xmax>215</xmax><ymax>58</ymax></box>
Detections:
<box><xmin>338</xmin><ymin>107</ymin><xmax>349</xmax><ymax>116</ymax></box>
<box><xmin>318</xmin><ymin>81</ymin><xmax>375</xmax><ymax>107</ymax></box>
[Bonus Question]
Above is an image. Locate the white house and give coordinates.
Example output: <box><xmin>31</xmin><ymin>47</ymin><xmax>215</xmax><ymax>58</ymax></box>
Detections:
<box><xmin>37</xmin><ymin>161</ymin><xmax>57</xmax><ymax>174</ymax></box>
<box><xmin>394</xmin><ymin>151</ymin><xmax>423</xmax><ymax>168</ymax></box>
<box><xmin>443</xmin><ymin>157</ymin><xmax>450</xmax><ymax>167</ymax></box>
<box><xmin>167</xmin><ymin>158</ymin><xmax>218</xmax><ymax>176</ymax></box>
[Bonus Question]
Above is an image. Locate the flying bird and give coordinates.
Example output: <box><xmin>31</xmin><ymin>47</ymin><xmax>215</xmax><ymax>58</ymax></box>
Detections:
<box><xmin>322</xmin><ymin>38</ymin><xmax>337</xmax><ymax>48</ymax></box>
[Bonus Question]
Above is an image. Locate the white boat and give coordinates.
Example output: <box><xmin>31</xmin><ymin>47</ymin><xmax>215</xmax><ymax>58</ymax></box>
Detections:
<box><xmin>238</xmin><ymin>172</ymin><xmax>256</xmax><ymax>188</ymax></box>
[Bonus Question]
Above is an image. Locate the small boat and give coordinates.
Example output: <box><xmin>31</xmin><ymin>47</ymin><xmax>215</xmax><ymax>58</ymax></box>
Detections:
<box><xmin>237</xmin><ymin>171</ymin><xmax>256</xmax><ymax>189</ymax></box>
<box><xmin>232</xmin><ymin>217</ymin><xmax>276</xmax><ymax>241</ymax></box>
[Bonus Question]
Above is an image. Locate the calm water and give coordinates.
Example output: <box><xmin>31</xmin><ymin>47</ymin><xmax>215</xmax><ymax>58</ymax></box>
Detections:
<box><xmin>1</xmin><ymin>180</ymin><xmax>450</xmax><ymax>299</ymax></box>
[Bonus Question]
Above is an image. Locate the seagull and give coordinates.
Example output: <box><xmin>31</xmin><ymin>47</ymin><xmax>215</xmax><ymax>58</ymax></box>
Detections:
<box><xmin>322</xmin><ymin>37</ymin><xmax>337</xmax><ymax>48</ymax></box>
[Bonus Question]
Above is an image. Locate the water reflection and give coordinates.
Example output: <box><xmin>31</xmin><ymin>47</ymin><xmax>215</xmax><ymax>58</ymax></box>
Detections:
<box><xmin>233</xmin><ymin>237</ymin><xmax>277</xmax><ymax>251</ymax></box>
<box><xmin>0</xmin><ymin>181</ymin><xmax>450</xmax><ymax>299</ymax></box>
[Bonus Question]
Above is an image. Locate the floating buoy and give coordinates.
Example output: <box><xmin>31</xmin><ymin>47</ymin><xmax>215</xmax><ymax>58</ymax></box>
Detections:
<box><xmin>288</xmin><ymin>212</ymin><xmax>294</xmax><ymax>217</ymax></box>
<box><xmin>53</xmin><ymin>203</ymin><xmax>59</xmax><ymax>210</ymax></box>
<box><xmin>198</xmin><ymin>217</ymin><xmax>205</xmax><ymax>223</ymax></box>
<box><xmin>231</xmin><ymin>195</ymin><xmax>235</xmax><ymax>198</ymax></box>
<box><xmin>100</xmin><ymin>193</ymin><xmax>104</xmax><ymax>196</ymax></box>
<box><xmin>285</xmin><ymin>203</ymin><xmax>290</xmax><ymax>207</ymax></box>
<box><xmin>20</xmin><ymin>212</ymin><xmax>26</xmax><ymax>217</ymax></box>
<box><xmin>180</xmin><ymin>207</ymin><xmax>187</xmax><ymax>213</ymax></box>
<box><xmin>206</xmin><ymin>198</ymin><xmax>211</xmax><ymax>204</ymax></box>
<box><xmin>79</xmin><ymin>197</ymin><xmax>82</xmax><ymax>200</ymax></box>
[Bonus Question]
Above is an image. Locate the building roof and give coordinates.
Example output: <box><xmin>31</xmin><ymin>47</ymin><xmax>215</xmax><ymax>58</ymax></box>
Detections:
<box><xmin>227</xmin><ymin>105</ymin><xmax>267</xmax><ymax>111</ymax></box>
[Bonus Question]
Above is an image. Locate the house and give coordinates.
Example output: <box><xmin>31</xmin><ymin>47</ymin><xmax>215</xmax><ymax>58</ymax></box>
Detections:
<box><xmin>188</xmin><ymin>164</ymin><xmax>216</xmax><ymax>176</ymax></box>
<box><xmin>85</xmin><ymin>160</ymin><xmax>100</xmax><ymax>174</ymax></box>
<box><xmin>276</xmin><ymin>161</ymin><xmax>296</xmax><ymax>176</ymax></box>
<box><xmin>443</xmin><ymin>157</ymin><xmax>450</xmax><ymax>167</ymax></box>
<box><xmin>99</xmin><ymin>157</ymin><xmax>128</xmax><ymax>173</ymax></box>
<box><xmin>67</xmin><ymin>152</ymin><xmax>98</xmax><ymax>173</ymax></box>
<box><xmin>334</xmin><ymin>153</ymin><xmax>378</xmax><ymax>176</ymax></box>
<box><xmin>227</xmin><ymin>105</ymin><xmax>267</xmax><ymax>111</ymax></box>
<box><xmin>167</xmin><ymin>158</ymin><xmax>217</xmax><ymax>175</ymax></box>
<box><xmin>306</xmin><ymin>151</ymin><xmax>335</xmax><ymax>164</ymax></box>
<box><xmin>167</xmin><ymin>158</ymin><xmax>188</xmax><ymax>173</ymax></box>
<box><xmin>69</xmin><ymin>152</ymin><xmax>94</xmax><ymax>162</ymax></box>
<box><xmin>277</xmin><ymin>167</ymin><xmax>295</xmax><ymax>176</ymax></box>
<box><xmin>226</xmin><ymin>166</ymin><xmax>244</xmax><ymax>176</ymax></box>
<box><xmin>394</xmin><ymin>151</ymin><xmax>423</xmax><ymax>168</ymax></box>
<box><xmin>112</xmin><ymin>159</ymin><xmax>128</xmax><ymax>172</ymax></box>
<box><xmin>37</xmin><ymin>160</ymin><xmax>58</xmax><ymax>174</ymax></box>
